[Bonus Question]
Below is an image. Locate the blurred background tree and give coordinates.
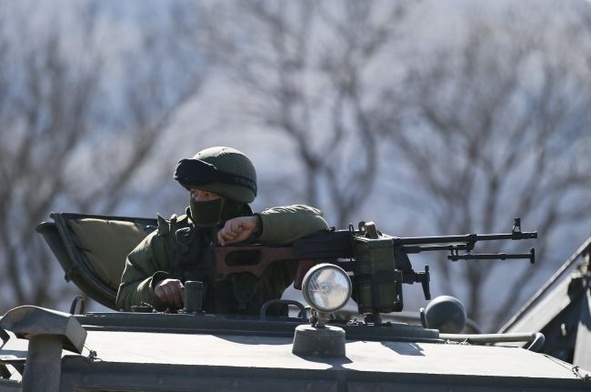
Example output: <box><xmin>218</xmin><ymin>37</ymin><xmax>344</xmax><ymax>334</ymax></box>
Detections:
<box><xmin>196</xmin><ymin>0</ymin><xmax>409</xmax><ymax>227</ymax></box>
<box><xmin>381</xmin><ymin>2</ymin><xmax>591</xmax><ymax>327</ymax></box>
<box><xmin>0</xmin><ymin>1</ymin><xmax>208</xmax><ymax>310</ymax></box>
<box><xmin>1</xmin><ymin>0</ymin><xmax>590</xmax><ymax>332</ymax></box>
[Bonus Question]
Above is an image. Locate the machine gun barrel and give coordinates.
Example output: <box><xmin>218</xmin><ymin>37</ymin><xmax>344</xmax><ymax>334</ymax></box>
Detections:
<box><xmin>390</xmin><ymin>217</ymin><xmax>536</xmax><ymax>262</ymax></box>
<box><xmin>392</xmin><ymin>231</ymin><xmax>537</xmax><ymax>246</ymax></box>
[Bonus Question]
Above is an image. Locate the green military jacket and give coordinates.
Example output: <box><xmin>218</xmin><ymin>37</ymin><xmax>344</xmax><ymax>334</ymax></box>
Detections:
<box><xmin>115</xmin><ymin>204</ymin><xmax>329</xmax><ymax>314</ymax></box>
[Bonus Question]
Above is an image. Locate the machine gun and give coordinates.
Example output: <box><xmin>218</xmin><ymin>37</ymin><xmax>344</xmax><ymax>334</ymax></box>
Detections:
<box><xmin>213</xmin><ymin>218</ymin><xmax>537</xmax><ymax>318</ymax></box>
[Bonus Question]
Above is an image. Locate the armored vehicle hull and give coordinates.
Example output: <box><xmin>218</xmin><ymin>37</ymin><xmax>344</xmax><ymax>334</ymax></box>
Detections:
<box><xmin>2</xmin><ymin>306</ymin><xmax>590</xmax><ymax>392</ymax></box>
<box><xmin>1</xmin><ymin>213</ymin><xmax>590</xmax><ymax>391</ymax></box>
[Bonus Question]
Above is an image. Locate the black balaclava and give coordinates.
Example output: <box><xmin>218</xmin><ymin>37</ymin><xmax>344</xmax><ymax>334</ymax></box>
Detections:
<box><xmin>189</xmin><ymin>197</ymin><xmax>245</xmax><ymax>229</ymax></box>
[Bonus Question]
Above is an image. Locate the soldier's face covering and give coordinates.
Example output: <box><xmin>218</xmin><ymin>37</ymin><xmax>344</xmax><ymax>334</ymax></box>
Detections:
<box><xmin>189</xmin><ymin>198</ymin><xmax>243</xmax><ymax>228</ymax></box>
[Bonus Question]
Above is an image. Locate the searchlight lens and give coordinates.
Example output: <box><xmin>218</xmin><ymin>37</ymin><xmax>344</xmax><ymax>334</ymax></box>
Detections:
<box><xmin>302</xmin><ymin>264</ymin><xmax>352</xmax><ymax>312</ymax></box>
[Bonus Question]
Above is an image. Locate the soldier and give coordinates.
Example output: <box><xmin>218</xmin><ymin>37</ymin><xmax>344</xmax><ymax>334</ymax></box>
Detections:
<box><xmin>115</xmin><ymin>146</ymin><xmax>329</xmax><ymax>315</ymax></box>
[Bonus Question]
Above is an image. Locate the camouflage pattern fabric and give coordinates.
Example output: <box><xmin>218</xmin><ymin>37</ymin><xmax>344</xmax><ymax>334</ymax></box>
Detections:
<box><xmin>115</xmin><ymin>204</ymin><xmax>328</xmax><ymax>314</ymax></box>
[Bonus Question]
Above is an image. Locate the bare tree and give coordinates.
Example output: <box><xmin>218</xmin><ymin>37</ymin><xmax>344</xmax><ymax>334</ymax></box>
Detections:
<box><xmin>383</xmin><ymin>3</ymin><xmax>591</xmax><ymax>330</ymax></box>
<box><xmin>197</xmin><ymin>0</ymin><xmax>410</xmax><ymax>227</ymax></box>
<box><xmin>6</xmin><ymin>0</ymin><xmax>588</xmax><ymax>335</ymax></box>
<box><xmin>189</xmin><ymin>0</ymin><xmax>591</xmax><ymax>331</ymax></box>
<box><xmin>0</xmin><ymin>2</ymin><xmax>207</xmax><ymax>312</ymax></box>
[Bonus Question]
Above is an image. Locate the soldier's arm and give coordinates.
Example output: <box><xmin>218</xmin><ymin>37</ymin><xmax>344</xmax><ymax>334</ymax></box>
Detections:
<box><xmin>115</xmin><ymin>232</ymin><xmax>170</xmax><ymax>311</ymax></box>
<box><xmin>256</xmin><ymin>204</ymin><xmax>329</xmax><ymax>245</ymax></box>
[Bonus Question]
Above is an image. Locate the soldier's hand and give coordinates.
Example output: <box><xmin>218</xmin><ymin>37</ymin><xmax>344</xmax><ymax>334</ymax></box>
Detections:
<box><xmin>154</xmin><ymin>278</ymin><xmax>185</xmax><ymax>308</ymax></box>
<box><xmin>218</xmin><ymin>216</ymin><xmax>260</xmax><ymax>246</ymax></box>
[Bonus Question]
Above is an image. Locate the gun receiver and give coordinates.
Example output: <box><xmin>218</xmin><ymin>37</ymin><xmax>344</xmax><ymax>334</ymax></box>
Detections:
<box><xmin>213</xmin><ymin>217</ymin><xmax>537</xmax><ymax>315</ymax></box>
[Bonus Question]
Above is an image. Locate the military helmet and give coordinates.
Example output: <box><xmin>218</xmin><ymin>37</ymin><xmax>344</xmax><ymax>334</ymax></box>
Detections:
<box><xmin>174</xmin><ymin>146</ymin><xmax>257</xmax><ymax>203</ymax></box>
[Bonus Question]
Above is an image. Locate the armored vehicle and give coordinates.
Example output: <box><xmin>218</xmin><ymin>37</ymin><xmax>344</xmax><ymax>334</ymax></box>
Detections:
<box><xmin>1</xmin><ymin>212</ymin><xmax>590</xmax><ymax>391</ymax></box>
<box><xmin>500</xmin><ymin>236</ymin><xmax>591</xmax><ymax>371</ymax></box>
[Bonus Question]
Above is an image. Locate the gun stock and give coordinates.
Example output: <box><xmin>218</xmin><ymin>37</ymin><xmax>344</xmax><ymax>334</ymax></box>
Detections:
<box><xmin>213</xmin><ymin>245</ymin><xmax>294</xmax><ymax>280</ymax></box>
